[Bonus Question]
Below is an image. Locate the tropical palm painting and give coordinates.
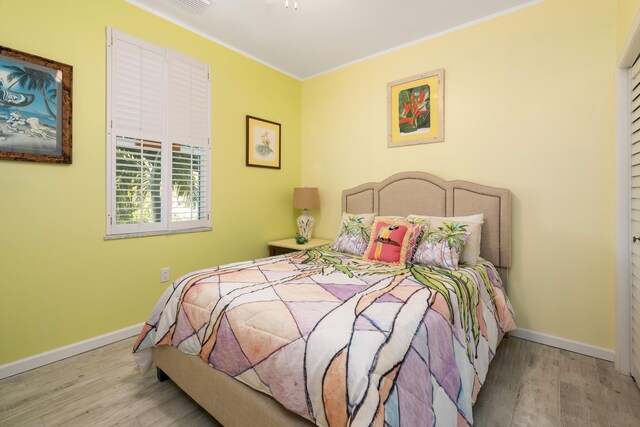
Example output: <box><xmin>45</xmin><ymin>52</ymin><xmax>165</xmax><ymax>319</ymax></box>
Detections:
<box><xmin>0</xmin><ymin>55</ymin><xmax>61</xmax><ymax>155</ymax></box>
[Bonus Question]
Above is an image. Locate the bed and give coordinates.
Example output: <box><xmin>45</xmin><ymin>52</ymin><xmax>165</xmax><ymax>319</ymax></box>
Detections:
<box><xmin>133</xmin><ymin>171</ymin><xmax>515</xmax><ymax>426</ymax></box>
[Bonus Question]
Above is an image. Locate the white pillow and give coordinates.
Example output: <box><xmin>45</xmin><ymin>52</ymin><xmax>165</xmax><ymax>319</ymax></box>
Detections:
<box><xmin>407</xmin><ymin>214</ymin><xmax>484</xmax><ymax>265</ymax></box>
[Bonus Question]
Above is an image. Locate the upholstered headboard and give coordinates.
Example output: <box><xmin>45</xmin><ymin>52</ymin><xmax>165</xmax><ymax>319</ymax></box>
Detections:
<box><xmin>342</xmin><ymin>171</ymin><xmax>512</xmax><ymax>287</ymax></box>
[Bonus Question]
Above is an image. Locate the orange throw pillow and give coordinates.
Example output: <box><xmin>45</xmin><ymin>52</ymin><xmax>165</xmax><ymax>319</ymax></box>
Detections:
<box><xmin>363</xmin><ymin>219</ymin><xmax>413</xmax><ymax>265</ymax></box>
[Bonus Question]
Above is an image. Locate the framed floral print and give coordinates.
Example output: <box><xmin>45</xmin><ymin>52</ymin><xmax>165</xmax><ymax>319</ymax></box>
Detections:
<box><xmin>246</xmin><ymin>115</ymin><xmax>281</xmax><ymax>169</ymax></box>
<box><xmin>387</xmin><ymin>69</ymin><xmax>444</xmax><ymax>147</ymax></box>
<box><xmin>0</xmin><ymin>46</ymin><xmax>73</xmax><ymax>163</ymax></box>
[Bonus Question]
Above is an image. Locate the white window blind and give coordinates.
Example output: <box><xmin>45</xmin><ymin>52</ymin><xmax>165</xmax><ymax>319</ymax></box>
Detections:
<box><xmin>171</xmin><ymin>144</ymin><xmax>208</xmax><ymax>225</ymax></box>
<box><xmin>107</xmin><ymin>28</ymin><xmax>211</xmax><ymax>237</ymax></box>
<box><xmin>111</xmin><ymin>31</ymin><xmax>166</xmax><ymax>142</ymax></box>
<box><xmin>168</xmin><ymin>51</ymin><xmax>210</xmax><ymax>148</ymax></box>
<box><xmin>115</xmin><ymin>137</ymin><xmax>163</xmax><ymax>229</ymax></box>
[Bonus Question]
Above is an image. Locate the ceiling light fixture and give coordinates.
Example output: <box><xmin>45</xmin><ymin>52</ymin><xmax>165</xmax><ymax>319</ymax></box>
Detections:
<box><xmin>266</xmin><ymin>0</ymin><xmax>298</xmax><ymax>11</ymax></box>
<box><xmin>284</xmin><ymin>0</ymin><xmax>298</xmax><ymax>10</ymax></box>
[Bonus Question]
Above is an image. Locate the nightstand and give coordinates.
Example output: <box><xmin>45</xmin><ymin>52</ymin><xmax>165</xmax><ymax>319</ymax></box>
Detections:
<box><xmin>267</xmin><ymin>238</ymin><xmax>333</xmax><ymax>256</ymax></box>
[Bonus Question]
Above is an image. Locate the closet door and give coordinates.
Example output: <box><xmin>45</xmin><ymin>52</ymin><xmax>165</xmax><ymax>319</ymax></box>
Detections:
<box><xmin>630</xmin><ymin>56</ymin><xmax>640</xmax><ymax>383</ymax></box>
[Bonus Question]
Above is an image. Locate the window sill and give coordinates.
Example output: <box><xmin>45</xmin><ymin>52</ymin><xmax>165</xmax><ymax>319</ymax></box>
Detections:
<box><xmin>104</xmin><ymin>227</ymin><xmax>212</xmax><ymax>241</ymax></box>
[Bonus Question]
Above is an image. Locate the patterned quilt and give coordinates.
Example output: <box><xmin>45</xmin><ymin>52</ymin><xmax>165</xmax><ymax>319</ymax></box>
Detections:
<box><xmin>133</xmin><ymin>246</ymin><xmax>516</xmax><ymax>426</ymax></box>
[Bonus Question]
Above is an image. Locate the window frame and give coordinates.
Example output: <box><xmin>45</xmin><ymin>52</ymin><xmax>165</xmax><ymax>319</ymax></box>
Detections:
<box><xmin>106</xmin><ymin>28</ymin><xmax>211</xmax><ymax>239</ymax></box>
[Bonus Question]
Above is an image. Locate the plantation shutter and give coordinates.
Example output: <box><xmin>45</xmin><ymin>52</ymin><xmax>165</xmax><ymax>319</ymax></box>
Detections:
<box><xmin>168</xmin><ymin>51</ymin><xmax>210</xmax><ymax>147</ymax></box>
<box><xmin>107</xmin><ymin>28</ymin><xmax>211</xmax><ymax>237</ymax></box>
<box><xmin>170</xmin><ymin>144</ymin><xmax>209</xmax><ymax>226</ymax></box>
<box><xmin>168</xmin><ymin>51</ymin><xmax>211</xmax><ymax>228</ymax></box>
<box><xmin>111</xmin><ymin>30</ymin><xmax>166</xmax><ymax>142</ymax></box>
<box><xmin>114</xmin><ymin>137</ymin><xmax>163</xmax><ymax>228</ymax></box>
<box><xmin>631</xmin><ymin>55</ymin><xmax>640</xmax><ymax>383</ymax></box>
<box><xmin>109</xmin><ymin>29</ymin><xmax>167</xmax><ymax>233</ymax></box>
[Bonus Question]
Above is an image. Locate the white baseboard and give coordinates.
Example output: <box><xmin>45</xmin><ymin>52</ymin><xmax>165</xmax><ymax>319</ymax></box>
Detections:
<box><xmin>509</xmin><ymin>328</ymin><xmax>614</xmax><ymax>362</ymax></box>
<box><xmin>0</xmin><ymin>323</ymin><xmax>144</xmax><ymax>380</ymax></box>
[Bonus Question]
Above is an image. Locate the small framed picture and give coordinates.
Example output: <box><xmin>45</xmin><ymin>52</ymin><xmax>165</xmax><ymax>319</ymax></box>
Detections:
<box><xmin>0</xmin><ymin>45</ymin><xmax>73</xmax><ymax>163</ymax></box>
<box><xmin>387</xmin><ymin>69</ymin><xmax>444</xmax><ymax>147</ymax></box>
<box><xmin>246</xmin><ymin>115</ymin><xmax>281</xmax><ymax>169</ymax></box>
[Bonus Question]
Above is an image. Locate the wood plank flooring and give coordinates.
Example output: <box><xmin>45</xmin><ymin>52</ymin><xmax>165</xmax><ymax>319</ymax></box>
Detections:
<box><xmin>473</xmin><ymin>337</ymin><xmax>640</xmax><ymax>427</ymax></box>
<box><xmin>1</xmin><ymin>336</ymin><xmax>639</xmax><ymax>426</ymax></box>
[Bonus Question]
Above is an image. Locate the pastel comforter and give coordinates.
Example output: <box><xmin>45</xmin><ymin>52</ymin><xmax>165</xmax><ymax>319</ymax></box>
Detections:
<box><xmin>134</xmin><ymin>246</ymin><xmax>515</xmax><ymax>426</ymax></box>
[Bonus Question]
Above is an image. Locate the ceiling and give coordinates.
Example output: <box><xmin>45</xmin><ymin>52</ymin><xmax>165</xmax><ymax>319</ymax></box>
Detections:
<box><xmin>128</xmin><ymin>0</ymin><xmax>539</xmax><ymax>80</ymax></box>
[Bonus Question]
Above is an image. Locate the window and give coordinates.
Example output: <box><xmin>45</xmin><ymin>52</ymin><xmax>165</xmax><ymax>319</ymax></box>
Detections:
<box><xmin>106</xmin><ymin>29</ymin><xmax>211</xmax><ymax>237</ymax></box>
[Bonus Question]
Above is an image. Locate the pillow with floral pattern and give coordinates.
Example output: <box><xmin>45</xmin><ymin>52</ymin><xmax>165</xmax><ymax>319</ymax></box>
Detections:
<box><xmin>412</xmin><ymin>222</ymin><xmax>470</xmax><ymax>270</ymax></box>
<box><xmin>408</xmin><ymin>214</ymin><xmax>483</xmax><ymax>265</ymax></box>
<box><xmin>331</xmin><ymin>213</ymin><xmax>375</xmax><ymax>256</ymax></box>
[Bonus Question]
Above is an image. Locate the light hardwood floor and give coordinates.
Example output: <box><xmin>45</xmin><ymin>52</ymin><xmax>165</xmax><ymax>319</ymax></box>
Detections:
<box><xmin>1</xmin><ymin>336</ymin><xmax>639</xmax><ymax>426</ymax></box>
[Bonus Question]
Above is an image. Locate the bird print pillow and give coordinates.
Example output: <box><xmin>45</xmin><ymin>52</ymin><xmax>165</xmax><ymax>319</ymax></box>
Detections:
<box><xmin>412</xmin><ymin>222</ymin><xmax>470</xmax><ymax>270</ymax></box>
<box><xmin>363</xmin><ymin>219</ymin><xmax>413</xmax><ymax>265</ymax></box>
<box><xmin>375</xmin><ymin>216</ymin><xmax>426</xmax><ymax>259</ymax></box>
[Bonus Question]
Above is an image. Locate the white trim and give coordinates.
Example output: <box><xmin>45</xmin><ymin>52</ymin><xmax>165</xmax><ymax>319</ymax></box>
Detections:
<box><xmin>106</xmin><ymin>27</ymin><xmax>114</xmax><ymax>238</ymax></box>
<box><xmin>615</xmin><ymin>7</ymin><xmax>640</xmax><ymax>376</ymax></box>
<box><xmin>0</xmin><ymin>323</ymin><xmax>143</xmax><ymax>380</ymax></box>
<box><xmin>104</xmin><ymin>226</ymin><xmax>212</xmax><ymax>240</ymax></box>
<box><xmin>509</xmin><ymin>328</ymin><xmax>614</xmax><ymax>362</ymax></box>
<box><xmin>615</xmin><ymin>67</ymin><xmax>632</xmax><ymax>375</ymax></box>
<box><xmin>618</xmin><ymin>9</ymin><xmax>640</xmax><ymax>68</ymax></box>
<box><xmin>126</xmin><ymin>0</ymin><xmax>545</xmax><ymax>81</ymax></box>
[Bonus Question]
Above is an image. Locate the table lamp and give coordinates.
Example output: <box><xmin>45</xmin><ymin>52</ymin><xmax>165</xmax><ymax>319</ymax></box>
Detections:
<box><xmin>293</xmin><ymin>187</ymin><xmax>320</xmax><ymax>241</ymax></box>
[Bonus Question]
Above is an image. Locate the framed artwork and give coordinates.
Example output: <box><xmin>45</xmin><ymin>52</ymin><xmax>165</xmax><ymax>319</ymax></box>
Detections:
<box><xmin>0</xmin><ymin>46</ymin><xmax>72</xmax><ymax>164</ymax></box>
<box><xmin>387</xmin><ymin>69</ymin><xmax>444</xmax><ymax>147</ymax></box>
<box><xmin>246</xmin><ymin>115</ymin><xmax>281</xmax><ymax>169</ymax></box>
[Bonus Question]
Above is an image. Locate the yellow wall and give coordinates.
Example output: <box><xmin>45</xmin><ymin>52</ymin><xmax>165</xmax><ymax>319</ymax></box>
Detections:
<box><xmin>301</xmin><ymin>0</ymin><xmax>617</xmax><ymax>349</ymax></box>
<box><xmin>0</xmin><ymin>0</ymin><xmax>301</xmax><ymax>364</ymax></box>
<box><xmin>617</xmin><ymin>0</ymin><xmax>640</xmax><ymax>55</ymax></box>
<box><xmin>1</xmin><ymin>0</ymin><xmax>632</xmax><ymax>365</ymax></box>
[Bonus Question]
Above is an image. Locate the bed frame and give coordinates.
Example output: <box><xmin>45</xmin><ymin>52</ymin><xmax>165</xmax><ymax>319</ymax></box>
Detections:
<box><xmin>153</xmin><ymin>171</ymin><xmax>511</xmax><ymax>426</ymax></box>
<box><xmin>342</xmin><ymin>171</ymin><xmax>511</xmax><ymax>287</ymax></box>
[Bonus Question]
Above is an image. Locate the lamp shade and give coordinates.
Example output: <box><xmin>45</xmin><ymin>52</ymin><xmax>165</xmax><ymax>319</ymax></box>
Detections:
<box><xmin>293</xmin><ymin>187</ymin><xmax>320</xmax><ymax>209</ymax></box>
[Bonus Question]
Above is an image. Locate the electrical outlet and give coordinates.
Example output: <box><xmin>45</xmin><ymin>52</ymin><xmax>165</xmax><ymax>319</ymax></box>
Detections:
<box><xmin>160</xmin><ymin>268</ymin><xmax>170</xmax><ymax>283</ymax></box>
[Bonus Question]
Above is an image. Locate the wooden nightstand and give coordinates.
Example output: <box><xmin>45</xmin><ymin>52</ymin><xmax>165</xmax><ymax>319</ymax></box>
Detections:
<box><xmin>267</xmin><ymin>238</ymin><xmax>333</xmax><ymax>256</ymax></box>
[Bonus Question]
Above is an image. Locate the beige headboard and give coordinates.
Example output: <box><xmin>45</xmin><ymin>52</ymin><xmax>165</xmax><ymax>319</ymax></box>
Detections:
<box><xmin>342</xmin><ymin>171</ymin><xmax>512</xmax><ymax>287</ymax></box>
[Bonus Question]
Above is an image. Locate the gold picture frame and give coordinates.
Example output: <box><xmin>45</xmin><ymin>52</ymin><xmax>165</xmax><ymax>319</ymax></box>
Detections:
<box><xmin>387</xmin><ymin>69</ymin><xmax>444</xmax><ymax>147</ymax></box>
<box><xmin>0</xmin><ymin>45</ymin><xmax>73</xmax><ymax>163</ymax></box>
<box><xmin>246</xmin><ymin>115</ymin><xmax>281</xmax><ymax>169</ymax></box>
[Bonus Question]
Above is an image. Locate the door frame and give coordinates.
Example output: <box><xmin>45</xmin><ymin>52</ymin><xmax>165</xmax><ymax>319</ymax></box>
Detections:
<box><xmin>616</xmin><ymin>11</ymin><xmax>640</xmax><ymax>376</ymax></box>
